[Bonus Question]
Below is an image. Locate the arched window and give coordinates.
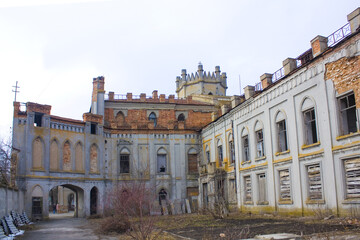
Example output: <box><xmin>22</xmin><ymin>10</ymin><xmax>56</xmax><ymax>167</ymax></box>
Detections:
<box><xmin>208</xmin><ymin>92</ymin><xmax>213</xmax><ymax>95</ymax></box>
<box><xmin>205</xmin><ymin>145</ymin><xmax>210</xmax><ymax>163</ymax></box>
<box><xmin>157</xmin><ymin>148</ymin><xmax>167</xmax><ymax>173</ymax></box>
<box><xmin>188</xmin><ymin>148</ymin><xmax>198</xmax><ymax>174</ymax></box>
<box><xmin>275</xmin><ymin>111</ymin><xmax>288</xmax><ymax>153</ymax></box>
<box><xmin>301</xmin><ymin>98</ymin><xmax>318</xmax><ymax>145</ymax></box>
<box><xmin>50</xmin><ymin>139</ymin><xmax>59</xmax><ymax>171</ymax></box>
<box><xmin>241</xmin><ymin>128</ymin><xmax>250</xmax><ymax>162</ymax></box>
<box><xmin>120</xmin><ymin>147</ymin><xmax>130</xmax><ymax>174</ymax></box>
<box><xmin>116</xmin><ymin>111</ymin><xmax>125</xmax><ymax>127</ymax></box>
<box><xmin>32</xmin><ymin>137</ymin><xmax>44</xmax><ymax>169</ymax></box>
<box><xmin>149</xmin><ymin>112</ymin><xmax>157</xmax><ymax>127</ymax></box>
<box><xmin>90</xmin><ymin>144</ymin><xmax>98</xmax><ymax>173</ymax></box>
<box><xmin>63</xmin><ymin>141</ymin><xmax>72</xmax><ymax>171</ymax></box>
<box><xmin>254</xmin><ymin>121</ymin><xmax>264</xmax><ymax>158</ymax></box>
<box><xmin>75</xmin><ymin>142</ymin><xmax>84</xmax><ymax>172</ymax></box>
<box><xmin>177</xmin><ymin>113</ymin><xmax>185</xmax><ymax>121</ymax></box>
<box><xmin>217</xmin><ymin>139</ymin><xmax>223</xmax><ymax>166</ymax></box>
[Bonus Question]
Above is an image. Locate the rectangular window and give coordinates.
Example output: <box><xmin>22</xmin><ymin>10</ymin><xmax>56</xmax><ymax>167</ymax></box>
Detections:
<box><xmin>277</xmin><ymin>120</ymin><xmax>288</xmax><ymax>152</ymax></box>
<box><xmin>339</xmin><ymin>93</ymin><xmax>357</xmax><ymax>135</ymax></box>
<box><xmin>229</xmin><ymin>140</ymin><xmax>235</xmax><ymax>164</ymax></box>
<box><xmin>258</xmin><ymin>173</ymin><xmax>267</xmax><ymax>203</ymax></box>
<box><xmin>256</xmin><ymin>130</ymin><xmax>264</xmax><ymax>158</ymax></box>
<box><xmin>307</xmin><ymin>164</ymin><xmax>322</xmax><ymax>200</ymax></box>
<box><xmin>304</xmin><ymin>109</ymin><xmax>318</xmax><ymax>145</ymax></box>
<box><xmin>34</xmin><ymin>112</ymin><xmax>43</xmax><ymax>127</ymax></box>
<box><xmin>119</xmin><ymin>154</ymin><xmax>130</xmax><ymax>173</ymax></box>
<box><xmin>344</xmin><ymin>158</ymin><xmax>360</xmax><ymax>199</ymax></box>
<box><xmin>90</xmin><ymin>123</ymin><xmax>97</xmax><ymax>135</ymax></box>
<box><xmin>244</xmin><ymin>176</ymin><xmax>252</xmax><ymax>202</ymax></box>
<box><xmin>157</xmin><ymin>154</ymin><xmax>167</xmax><ymax>173</ymax></box>
<box><xmin>188</xmin><ymin>154</ymin><xmax>198</xmax><ymax>174</ymax></box>
<box><xmin>242</xmin><ymin>136</ymin><xmax>250</xmax><ymax>162</ymax></box>
<box><xmin>218</xmin><ymin>145</ymin><xmax>223</xmax><ymax>166</ymax></box>
<box><xmin>279</xmin><ymin>169</ymin><xmax>291</xmax><ymax>201</ymax></box>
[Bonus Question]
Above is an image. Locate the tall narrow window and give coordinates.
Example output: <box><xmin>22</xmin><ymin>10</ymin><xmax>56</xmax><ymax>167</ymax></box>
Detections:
<box><xmin>279</xmin><ymin>169</ymin><xmax>291</xmax><ymax>201</ymax></box>
<box><xmin>256</xmin><ymin>130</ymin><xmax>264</xmax><ymax>158</ymax></box>
<box><xmin>157</xmin><ymin>148</ymin><xmax>167</xmax><ymax>173</ymax></box>
<box><xmin>339</xmin><ymin>93</ymin><xmax>357</xmax><ymax>135</ymax></box>
<box><xmin>277</xmin><ymin>120</ymin><xmax>288</xmax><ymax>152</ymax></box>
<box><xmin>244</xmin><ymin>176</ymin><xmax>252</xmax><ymax>202</ymax></box>
<box><xmin>258</xmin><ymin>173</ymin><xmax>267</xmax><ymax>203</ymax></box>
<box><xmin>202</xmin><ymin>183</ymin><xmax>208</xmax><ymax>207</ymax></box>
<box><xmin>188</xmin><ymin>148</ymin><xmax>198</xmax><ymax>174</ymax></box>
<box><xmin>304</xmin><ymin>109</ymin><xmax>318</xmax><ymax>145</ymax></box>
<box><xmin>217</xmin><ymin>144</ymin><xmax>223</xmax><ymax>166</ymax></box>
<box><xmin>242</xmin><ymin>135</ymin><xmax>250</xmax><ymax>162</ymax></box>
<box><xmin>344</xmin><ymin>158</ymin><xmax>360</xmax><ymax>199</ymax></box>
<box><xmin>229</xmin><ymin>138</ymin><xmax>235</xmax><ymax>164</ymax></box>
<box><xmin>206</xmin><ymin>150</ymin><xmax>211</xmax><ymax>163</ymax></box>
<box><xmin>91</xmin><ymin>123</ymin><xmax>97</xmax><ymax>135</ymax></box>
<box><xmin>34</xmin><ymin>112</ymin><xmax>43</xmax><ymax>127</ymax></box>
<box><xmin>307</xmin><ymin>164</ymin><xmax>322</xmax><ymax>200</ymax></box>
<box><xmin>120</xmin><ymin>155</ymin><xmax>130</xmax><ymax>173</ymax></box>
<box><xmin>149</xmin><ymin>112</ymin><xmax>157</xmax><ymax>127</ymax></box>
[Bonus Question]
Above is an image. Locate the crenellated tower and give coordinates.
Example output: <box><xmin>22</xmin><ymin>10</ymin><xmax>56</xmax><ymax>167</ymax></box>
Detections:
<box><xmin>176</xmin><ymin>63</ymin><xmax>227</xmax><ymax>99</ymax></box>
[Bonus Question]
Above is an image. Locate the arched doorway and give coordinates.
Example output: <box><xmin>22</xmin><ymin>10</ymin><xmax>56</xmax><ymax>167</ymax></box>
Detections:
<box><xmin>90</xmin><ymin>187</ymin><xmax>98</xmax><ymax>215</ymax></box>
<box><xmin>48</xmin><ymin>184</ymin><xmax>85</xmax><ymax>218</ymax></box>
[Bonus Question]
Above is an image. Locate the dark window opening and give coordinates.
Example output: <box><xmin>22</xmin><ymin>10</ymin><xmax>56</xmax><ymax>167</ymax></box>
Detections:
<box><xmin>206</xmin><ymin>150</ymin><xmax>210</xmax><ymax>163</ymax></box>
<box><xmin>178</xmin><ymin>113</ymin><xmax>185</xmax><ymax>121</ymax></box>
<box><xmin>339</xmin><ymin>93</ymin><xmax>357</xmax><ymax>135</ymax></box>
<box><xmin>91</xmin><ymin>123</ymin><xmax>97</xmax><ymax>135</ymax></box>
<box><xmin>157</xmin><ymin>154</ymin><xmax>167</xmax><ymax>173</ymax></box>
<box><xmin>208</xmin><ymin>92</ymin><xmax>213</xmax><ymax>95</ymax></box>
<box><xmin>34</xmin><ymin>112</ymin><xmax>43</xmax><ymax>127</ymax></box>
<box><xmin>304</xmin><ymin>108</ymin><xmax>318</xmax><ymax>144</ymax></box>
<box><xmin>217</xmin><ymin>145</ymin><xmax>223</xmax><ymax>166</ymax></box>
<box><xmin>256</xmin><ymin>130</ymin><xmax>264</xmax><ymax>158</ymax></box>
<box><xmin>229</xmin><ymin>140</ymin><xmax>235</xmax><ymax>164</ymax></box>
<box><xmin>242</xmin><ymin>135</ymin><xmax>249</xmax><ymax>162</ymax></box>
<box><xmin>158</xmin><ymin>189</ymin><xmax>167</xmax><ymax>205</ymax></box>
<box><xmin>277</xmin><ymin>120</ymin><xmax>288</xmax><ymax>152</ymax></box>
<box><xmin>149</xmin><ymin>112</ymin><xmax>157</xmax><ymax>127</ymax></box>
<box><xmin>120</xmin><ymin>154</ymin><xmax>130</xmax><ymax>173</ymax></box>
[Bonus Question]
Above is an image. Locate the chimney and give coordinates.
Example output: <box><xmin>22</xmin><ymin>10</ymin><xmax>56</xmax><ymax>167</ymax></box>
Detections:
<box><xmin>260</xmin><ymin>73</ymin><xmax>273</xmax><ymax>89</ymax></box>
<box><xmin>231</xmin><ymin>96</ymin><xmax>241</xmax><ymax>108</ymax></box>
<box><xmin>282</xmin><ymin>58</ymin><xmax>297</xmax><ymax>75</ymax></box>
<box><xmin>152</xmin><ymin>90</ymin><xmax>158</xmax><ymax>99</ymax></box>
<box><xmin>126</xmin><ymin>93</ymin><xmax>132</xmax><ymax>101</ymax></box>
<box><xmin>140</xmin><ymin>93</ymin><xmax>146</xmax><ymax>102</ymax></box>
<box><xmin>244</xmin><ymin>85</ymin><xmax>255</xmax><ymax>100</ymax></box>
<box><xmin>108</xmin><ymin>91</ymin><xmax>114</xmax><ymax>100</ymax></box>
<box><xmin>221</xmin><ymin>104</ymin><xmax>230</xmax><ymax>115</ymax></box>
<box><xmin>347</xmin><ymin>7</ymin><xmax>360</xmax><ymax>33</ymax></box>
<box><xmin>159</xmin><ymin>94</ymin><xmax>165</xmax><ymax>102</ymax></box>
<box><xmin>311</xmin><ymin>35</ymin><xmax>328</xmax><ymax>58</ymax></box>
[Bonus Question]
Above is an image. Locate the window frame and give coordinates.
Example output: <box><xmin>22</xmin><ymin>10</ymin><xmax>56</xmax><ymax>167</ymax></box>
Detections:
<box><xmin>277</xmin><ymin>119</ymin><xmax>288</xmax><ymax>153</ymax></box>
<box><xmin>338</xmin><ymin>92</ymin><xmax>358</xmax><ymax>135</ymax></box>
<box><xmin>306</xmin><ymin>163</ymin><xmax>323</xmax><ymax>201</ymax></box>
<box><xmin>119</xmin><ymin>154</ymin><xmax>130</xmax><ymax>174</ymax></box>
<box><xmin>303</xmin><ymin>108</ymin><xmax>318</xmax><ymax>145</ymax></box>
<box><xmin>255</xmin><ymin>129</ymin><xmax>264</xmax><ymax>158</ymax></box>
<box><xmin>242</xmin><ymin>135</ymin><xmax>250</xmax><ymax>162</ymax></box>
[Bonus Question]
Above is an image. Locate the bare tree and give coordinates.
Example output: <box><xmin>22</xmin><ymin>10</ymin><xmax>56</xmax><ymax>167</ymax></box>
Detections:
<box><xmin>206</xmin><ymin>169</ymin><xmax>229</xmax><ymax>219</ymax></box>
<box><xmin>103</xmin><ymin>181</ymin><xmax>162</xmax><ymax>240</ymax></box>
<box><xmin>0</xmin><ymin>138</ymin><xmax>12</xmax><ymax>185</ymax></box>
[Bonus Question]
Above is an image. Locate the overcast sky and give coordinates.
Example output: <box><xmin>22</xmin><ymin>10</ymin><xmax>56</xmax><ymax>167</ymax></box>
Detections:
<box><xmin>0</xmin><ymin>0</ymin><xmax>359</xmax><ymax>139</ymax></box>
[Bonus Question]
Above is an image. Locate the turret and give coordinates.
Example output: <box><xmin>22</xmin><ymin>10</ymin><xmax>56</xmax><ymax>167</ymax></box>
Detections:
<box><xmin>91</xmin><ymin>76</ymin><xmax>105</xmax><ymax>116</ymax></box>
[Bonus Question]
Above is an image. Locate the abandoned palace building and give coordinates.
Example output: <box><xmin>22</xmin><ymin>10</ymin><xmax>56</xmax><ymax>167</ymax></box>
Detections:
<box><xmin>10</xmin><ymin>8</ymin><xmax>360</xmax><ymax>218</ymax></box>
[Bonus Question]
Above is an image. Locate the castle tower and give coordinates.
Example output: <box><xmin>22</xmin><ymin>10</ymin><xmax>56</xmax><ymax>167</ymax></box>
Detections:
<box><xmin>175</xmin><ymin>63</ymin><xmax>227</xmax><ymax>98</ymax></box>
<box><xmin>91</xmin><ymin>76</ymin><xmax>105</xmax><ymax>116</ymax></box>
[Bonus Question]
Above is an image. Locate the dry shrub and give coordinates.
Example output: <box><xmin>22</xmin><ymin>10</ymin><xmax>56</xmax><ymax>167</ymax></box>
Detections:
<box><xmin>98</xmin><ymin>215</ymin><xmax>131</xmax><ymax>234</ymax></box>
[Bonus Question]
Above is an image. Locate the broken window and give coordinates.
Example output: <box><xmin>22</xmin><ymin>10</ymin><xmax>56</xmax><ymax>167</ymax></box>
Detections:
<box><xmin>217</xmin><ymin>145</ymin><xmax>223</xmax><ymax>166</ymax></box>
<box><xmin>339</xmin><ymin>93</ymin><xmax>357</xmax><ymax>135</ymax></box>
<box><xmin>258</xmin><ymin>173</ymin><xmax>267</xmax><ymax>203</ymax></box>
<box><xmin>120</xmin><ymin>154</ymin><xmax>130</xmax><ymax>174</ymax></box>
<box><xmin>157</xmin><ymin>148</ymin><xmax>167</xmax><ymax>173</ymax></box>
<box><xmin>277</xmin><ymin>120</ymin><xmax>288</xmax><ymax>152</ymax></box>
<box><xmin>304</xmin><ymin>108</ymin><xmax>318</xmax><ymax>145</ymax></box>
<box><xmin>206</xmin><ymin>150</ymin><xmax>211</xmax><ymax>163</ymax></box>
<box><xmin>177</xmin><ymin>113</ymin><xmax>185</xmax><ymax>121</ymax></box>
<box><xmin>229</xmin><ymin>137</ymin><xmax>235</xmax><ymax>164</ymax></box>
<box><xmin>149</xmin><ymin>112</ymin><xmax>157</xmax><ymax>127</ymax></box>
<box><xmin>34</xmin><ymin>112</ymin><xmax>43</xmax><ymax>127</ymax></box>
<box><xmin>279</xmin><ymin>169</ymin><xmax>291</xmax><ymax>201</ymax></box>
<box><xmin>256</xmin><ymin>130</ymin><xmax>264</xmax><ymax>158</ymax></box>
<box><xmin>244</xmin><ymin>176</ymin><xmax>252</xmax><ymax>202</ymax></box>
<box><xmin>344</xmin><ymin>158</ymin><xmax>360</xmax><ymax>199</ymax></box>
<box><xmin>90</xmin><ymin>123</ymin><xmax>97</xmax><ymax>135</ymax></box>
<box><xmin>307</xmin><ymin>164</ymin><xmax>322</xmax><ymax>200</ymax></box>
<box><xmin>242</xmin><ymin>135</ymin><xmax>250</xmax><ymax>162</ymax></box>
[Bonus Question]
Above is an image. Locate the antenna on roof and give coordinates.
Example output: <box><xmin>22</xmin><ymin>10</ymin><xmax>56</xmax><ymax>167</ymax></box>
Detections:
<box><xmin>12</xmin><ymin>81</ymin><xmax>20</xmax><ymax>102</ymax></box>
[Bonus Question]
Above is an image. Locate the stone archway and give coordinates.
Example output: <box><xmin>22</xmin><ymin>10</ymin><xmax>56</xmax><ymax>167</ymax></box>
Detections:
<box><xmin>90</xmin><ymin>187</ymin><xmax>98</xmax><ymax>215</ymax></box>
<box><xmin>48</xmin><ymin>184</ymin><xmax>85</xmax><ymax>218</ymax></box>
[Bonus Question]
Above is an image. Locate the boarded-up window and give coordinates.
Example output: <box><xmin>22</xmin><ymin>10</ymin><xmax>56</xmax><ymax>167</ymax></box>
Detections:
<box><xmin>188</xmin><ymin>154</ymin><xmax>198</xmax><ymax>174</ymax></box>
<box><xmin>258</xmin><ymin>173</ymin><xmax>267</xmax><ymax>203</ymax></box>
<box><xmin>339</xmin><ymin>93</ymin><xmax>357</xmax><ymax>135</ymax></box>
<box><xmin>244</xmin><ymin>176</ymin><xmax>252</xmax><ymax>202</ymax></box>
<box><xmin>63</xmin><ymin>141</ymin><xmax>72</xmax><ymax>171</ymax></box>
<box><xmin>307</xmin><ymin>164</ymin><xmax>322</xmax><ymax>200</ymax></box>
<box><xmin>75</xmin><ymin>142</ymin><xmax>84</xmax><ymax>172</ymax></box>
<box><xmin>50</xmin><ymin>140</ymin><xmax>59</xmax><ymax>171</ymax></box>
<box><xmin>32</xmin><ymin>137</ymin><xmax>44</xmax><ymax>169</ymax></box>
<box><xmin>279</xmin><ymin>169</ymin><xmax>291</xmax><ymax>201</ymax></box>
<box><xmin>344</xmin><ymin>158</ymin><xmax>360</xmax><ymax>199</ymax></box>
<box><xmin>90</xmin><ymin>144</ymin><xmax>98</xmax><ymax>173</ymax></box>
